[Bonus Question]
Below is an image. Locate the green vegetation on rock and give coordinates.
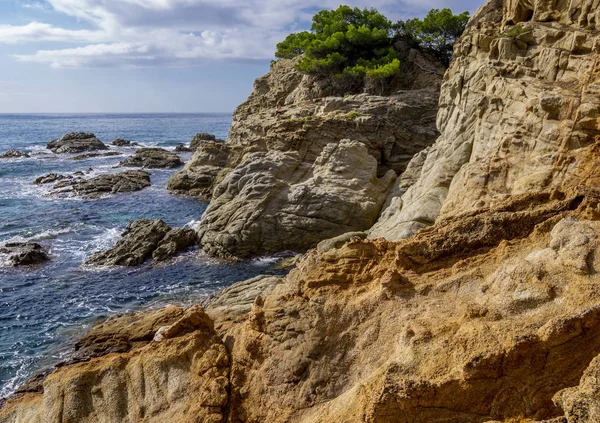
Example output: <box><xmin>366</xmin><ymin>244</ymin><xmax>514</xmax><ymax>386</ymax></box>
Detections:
<box><xmin>275</xmin><ymin>6</ymin><xmax>469</xmax><ymax>78</ymax></box>
<box><xmin>395</xmin><ymin>8</ymin><xmax>470</xmax><ymax>66</ymax></box>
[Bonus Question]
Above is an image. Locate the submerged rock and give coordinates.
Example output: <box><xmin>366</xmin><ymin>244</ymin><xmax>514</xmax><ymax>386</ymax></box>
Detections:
<box><xmin>118</xmin><ymin>147</ymin><xmax>183</xmax><ymax>169</ymax></box>
<box><xmin>0</xmin><ymin>150</ymin><xmax>29</xmax><ymax>159</ymax></box>
<box><xmin>70</xmin><ymin>151</ymin><xmax>121</xmax><ymax>160</ymax></box>
<box><xmin>47</xmin><ymin>170</ymin><xmax>150</xmax><ymax>199</ymax></box>
<box><xmin>111</xmin><ymin>138</ymin><xmax>139</xmax><ymax>147</ymax></box>
<box><xmin>0</xmin><ymin>243</ymin><xmax>49</xmax><ymax>266</ymax></box>
<box><xmin>46</xmin><ymin>132</ymin><xmax>107</xmax><ymax>154</ymax></box>
<box><xmin>85</xmin><ymin>219</ymin><xmax>197</xmax><ymax>266</ymax></box>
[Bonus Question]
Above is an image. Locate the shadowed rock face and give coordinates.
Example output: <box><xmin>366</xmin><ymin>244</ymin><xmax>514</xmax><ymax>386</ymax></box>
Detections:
<box><xmin>46</xmin><ymin>133</ymin><xmax>108</xmax><ymax>154</ymax></box>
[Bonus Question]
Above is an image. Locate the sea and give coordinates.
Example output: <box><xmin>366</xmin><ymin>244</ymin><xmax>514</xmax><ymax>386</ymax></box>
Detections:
<box><xmin>0</xmin><ymin>113</ymin><xmax>287</xmax><ymax>398</ymax></box>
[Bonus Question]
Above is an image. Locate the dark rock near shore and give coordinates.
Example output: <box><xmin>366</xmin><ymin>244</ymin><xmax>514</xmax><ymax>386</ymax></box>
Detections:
<box><xmin>70</xmin><ymin>151</ymin><xmax>121</xmax><ymax>160</ymax></box>
<box><xmin>152</xmin><ymin>228</ymin><xmax>198</xmax><ymax>261</ymax></box>
<box><xmin>174</xmin><ymin>143</ymin><xmax>192</xmax><ymax>152</ymax></box>
<box><xmin>47</xmin><ymin>132</ymin><xmax>108</xmax><ymax>154</ymax></box>
<box><xmin>111</xmin><ymin>138</ymin><xmax>139</xmax><ymax>147</ymax></box>
<box><xmin>118</xmin><ymin>148</ymin><xmax>183</xmax><ymax>169</ymax></box>
<box><xmin>0</xmin><ymin>150</ymin><xmax>29</xmax><ymax>159</ymax></box>
<box><xmin>86</xmin><ymin>219</ymin><xmax>197</xmax><ymax>266</ymax></box>
<box><xmin>0</xmin><ymin>243</ymin><xmax>50</xmax><ymax>266</ymax></box>
<box><xmin>33</xmin><ymin>173</ymin><xmax>70</xmax><ymax>185</ymax></box>
<box><xmin>48</xmin><ymin>170</ymin><xmax>151</xmax><ymax>199</ymax></box>
<box><xmin>86</xmin><ymin>219</ymin><xmax>171</xmax><ymax>266</ymax></box>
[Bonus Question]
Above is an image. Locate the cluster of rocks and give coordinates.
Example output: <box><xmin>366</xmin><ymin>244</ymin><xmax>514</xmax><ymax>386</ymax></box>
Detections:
<box><xmin>0</xmin><ymin>242</ymin><xmax>49</xmax><ymax>266</ymax></box>
<box><xmin>111</xmin><ymin>138</ymin><xmax>139</xmax><ymax>147</ymax></box>
<box><xmin>85</xmin><ymin>218</ymin><xmax>197</xmax><ymax>266</ymax></box>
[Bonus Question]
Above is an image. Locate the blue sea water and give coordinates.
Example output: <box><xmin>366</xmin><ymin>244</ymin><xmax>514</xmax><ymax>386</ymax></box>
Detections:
<box><xmin>0</xmin><ymin>114</ymin><xmax>286</xmax><ymax>398</ymax></box>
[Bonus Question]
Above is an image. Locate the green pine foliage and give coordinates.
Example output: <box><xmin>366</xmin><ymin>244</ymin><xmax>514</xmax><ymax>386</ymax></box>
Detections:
<box><xmin>275</xmin><ymin>6</ymin><xmax>397</xmax><ymax>79</ymax></box>
<box><xmin>395</xmin><ymin>8</ymin><xmax>470</xmax><ymax>66</ymax></box>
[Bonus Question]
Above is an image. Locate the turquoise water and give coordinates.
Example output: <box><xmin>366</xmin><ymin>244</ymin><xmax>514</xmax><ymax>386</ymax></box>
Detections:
<box><xmin>0</xmin><ymin>114</ymin><xmax>285</xmax><ymax>398</ymax></box>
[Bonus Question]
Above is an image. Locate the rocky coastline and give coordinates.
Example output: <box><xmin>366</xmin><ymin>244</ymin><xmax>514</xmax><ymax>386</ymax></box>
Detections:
<box><xmin>3</xmin><ymin>0</ymin><xmax>600</xmax><ymax>422</ymax></box>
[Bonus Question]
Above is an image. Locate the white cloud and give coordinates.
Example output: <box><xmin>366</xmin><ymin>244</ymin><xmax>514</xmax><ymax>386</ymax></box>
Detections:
<box><xmin>5</xmin><ymin>0</ymin><xmax>480</xmax><ymax>68</ymax></box>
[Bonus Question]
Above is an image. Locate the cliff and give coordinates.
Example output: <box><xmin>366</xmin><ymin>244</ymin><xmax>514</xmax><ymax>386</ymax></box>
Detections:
<box><xmin>3</xmin><ymin>0</ymin><xmax>600</xmax><ymax>421</ymax></box>
<box><xmin>171</xmin><ymin>46</ymin><xmax>445</xmax><ymax>257</ymax></box>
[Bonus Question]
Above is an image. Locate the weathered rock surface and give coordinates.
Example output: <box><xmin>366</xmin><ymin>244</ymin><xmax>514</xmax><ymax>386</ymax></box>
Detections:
<box><xmin>46</xmin><ymin>132</ymin><xmax>107</xmax><ymax>154</ymax></box>
<box><xmin>168</xmin><ymin>139</ymin><xmax>230</xmax><ymax>200</ymax></box>
<box><xmin>47</xmin><ymin>170</ymin><xmax>150</xmax><ymax>199</ymax></box>
<box><xmin>0</xmin><ymin>306</ymin><xmax>230</xmax><ymax>423</ymax></box>
<box><xmin>198</xmin><ymin>140</ymin><xmax>397</xmax><ymax>257</ymax></box>
<box><xmin>370</xmin><ymin>0</ymin><xmax>600</xmax><ymax>241</ymax></box>
<box><xmin>111</xmin><ymin>138</ymin><xmax>139</xmax><ymax>147</ymax></box>
<box><xmin>33</xmin><ymin>173</ymin><xmax>69</xmax><ymax>185</ymax></box>
<box><xmin>86</xmin><ymin>219</ymin><xmax>197</xmax><ymax>266</ymax></box>
<box><xmin>170</xmin><ymin>47</ymin><xmax>443</xmax><ymax>254</ymax></box>
<box><xmin>0</xmin><ymin>150</ymin><xmax>29</xmax><ymax>158</ymax></box>
<box><xmin>118</xmin><ymin>147</ymin><xmax>183</xmax><ymax>169</ymax></box>
<box><xmin>0</xmin><ymin>243</ymin><xmax>49</xmax><ymax>266</ymax></box>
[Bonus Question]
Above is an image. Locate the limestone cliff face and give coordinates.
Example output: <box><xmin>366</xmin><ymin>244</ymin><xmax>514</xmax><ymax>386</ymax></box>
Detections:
<box><xmin>171</xmin><ymin>48</ymin><xmax>444</xmax><ymax>257</ymax></box>
<box><xmin>370</xmin><ymin>0</ymin><xmax>600</xmax><ymax>240</ymax></box>
<box><xmin>4</xmin><ymin>1</ymin><xmax>600</xmax><ymax>422</ymax></box>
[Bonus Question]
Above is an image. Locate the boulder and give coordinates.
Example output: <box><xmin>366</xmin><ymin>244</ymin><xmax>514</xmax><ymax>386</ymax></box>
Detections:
<box><xmin>190</xmin><ymin>132</ymin><xmax>220</xmax><ymax>150</ymax></box>
<box><xmin>0</xmin><ymin>150</ymin><xmax>29</xmax><ymax>158</ymax></box>
<box><xmin>174</xmin><ymin>143</ymin><xmax>192</xmax><ymax>152</ymax></box>
<box><xmin>0</xmin><ymin>243</ymin><xmax>49</xmax><ymax>266</ymax></box>
<box><xmin>168</xmin><ymin>140</ymin><xmax>230</xmax><ymax>200</ymax></box>
<box><xmin>118</xmin><ymin>148</ymin><xmax>183</xmax><ymax>169</ymax></box>
<box><xmin>197</xmin><ymin>140</ymin><xmax>396</xmax><ymax>257</ymax></box>
<box><xmin>85</xmin><ymin>219</ymin><xmax>171</xmax><ymax>266</ymax></box>
<box><xmin>152</xmin><ymin>228</ymin><xmax>197</xmax><ymax>261</ymax></box>
<box><xmin>111</xmin><ymin>138</ymin><xmax>139</xmax><ymax>147</ymax></box>
<box><xmin>46</xmin><ymin>132</ymin><xmax>107</xmax><ymax>154</ymax></box>
<box><xmin>47</xmin><ymin>170</ymin><xmax>150</xmax><ymax>199</ymax></box>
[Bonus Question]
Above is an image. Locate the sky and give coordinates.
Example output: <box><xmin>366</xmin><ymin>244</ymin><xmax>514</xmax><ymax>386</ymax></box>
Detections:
<box><xmin>0</xmin><ymin>0</ymin><xmax>483</xmax><ymax>113</ymax></box>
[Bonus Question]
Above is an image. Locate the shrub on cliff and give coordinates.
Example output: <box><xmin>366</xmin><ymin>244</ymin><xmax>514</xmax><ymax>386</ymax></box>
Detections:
<box><xmin>395</xmin><ymin>8</ymin><xmax>470</xmax><ymax>66</ymax></box>
<box><xmin>275</xmin><ymin>6</ymin><xmax>398</xmax><ymax>79</ymax></box>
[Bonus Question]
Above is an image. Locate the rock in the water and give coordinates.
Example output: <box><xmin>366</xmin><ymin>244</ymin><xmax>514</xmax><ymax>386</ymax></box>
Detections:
<box><xmin>0</xmin><ymin>150</ymin><xmax>29</xmax><ymax>159</ymax></box>
<box><xmin>70</xmin><ymin>151</ymin><xmax>121</xmax><ymax>160</ymax></box>
<box><xmin>111</xmin><ymin>138</ymin><xmax>139</xmax><ymax>147</ymax></box>
<box><xmin>0</xmin><ymin>243</ymin><xmax>49</xmax><ymax>266</ymax></box>
<box><xmin>46</xmin><ymin>132</ymin><xmax>107</xmax><ymax>154</ymax></box>
<box><xmin>48</xmin><ymin>170</ymin><xmax>150</xmax><ymax>199</ymax></box>
<box><xmin>197</xmin><ymin>140</ymin><xmax>396</xmax><ymax>257</ymax></box>
<box><xmin>33</xmin><ymin>173</ymin><xmax>70</xmax><ymax>185</ymax></box>
<box><xmin>168</xmin><ymin>140</ymin><xmax>230</xmax><ymax>199</ymax></box>
<box><xmin>152</xmin><ymin>228</ymin><xmax>197</xmax><ymax>261</ymax></box>
<box><xmin>174</xmin><ymin>143</ymin><xmax>192</xmax><ymax>152</ymax></box>
<box><xmin>85</xmin><ymin>219</ymin><xmax>171</xmax><ymax>266</ymax></box>
<box><xmin>118</xmin><ymin>148</ymin><xmax>183</xmax><ymax>169</ymax></box>
<box><xmin>190</xmin><ymin>132</ymin><xmax>221</xmax><ymax>150</ymax></box>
